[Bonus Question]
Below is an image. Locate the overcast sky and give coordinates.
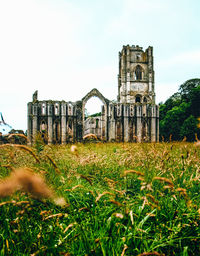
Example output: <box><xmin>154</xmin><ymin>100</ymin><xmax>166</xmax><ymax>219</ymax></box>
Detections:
<box><xmin>0</xmin><ymin>0</ymin><xmax>200</xmax><ymax>131</ymax></box>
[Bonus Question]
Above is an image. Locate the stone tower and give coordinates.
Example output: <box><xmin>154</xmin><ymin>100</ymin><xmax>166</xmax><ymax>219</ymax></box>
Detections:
<box><xmin>118</xmin><ymin>45</ymin><xmax>155</xmax><ymax>104</ymax></box>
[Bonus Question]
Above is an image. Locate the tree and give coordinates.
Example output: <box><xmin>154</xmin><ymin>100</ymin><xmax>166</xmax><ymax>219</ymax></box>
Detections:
<box><xmin>159</xmin><ymin>78</ymin><xmax>200</xmax><ymax>141</ymax></box>
<box><xmin>180</xmin><ymin>115</ymin><xmax>199</xmax><ymax>141</ymax></box>
<box><xmin>179</xmin><ymin>78</ymin><xmax>200</xmax><ymax>102</ymax></box>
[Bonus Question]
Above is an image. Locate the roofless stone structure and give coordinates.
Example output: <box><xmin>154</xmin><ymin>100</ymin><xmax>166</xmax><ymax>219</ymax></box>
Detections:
<box><xmin>27</xmin><ymin>45</ymin><xmax>159</xmax><ymax>144</ymax></box>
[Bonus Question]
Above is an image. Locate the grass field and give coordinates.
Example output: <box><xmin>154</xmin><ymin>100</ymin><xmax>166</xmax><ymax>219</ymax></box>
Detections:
<box><xmin>0</xmin><ymin>142</ymin><xmax>199</xmax><ymax>255</ymax></box>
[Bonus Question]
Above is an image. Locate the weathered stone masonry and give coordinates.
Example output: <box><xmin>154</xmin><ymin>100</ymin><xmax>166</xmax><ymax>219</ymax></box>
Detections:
<box><xmin>27</xmin><ymin>45</ymin><xmax>159</xmax><ymax>144</ymax></box>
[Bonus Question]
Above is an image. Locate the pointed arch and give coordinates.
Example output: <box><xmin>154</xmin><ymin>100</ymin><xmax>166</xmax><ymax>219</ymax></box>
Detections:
<box><xmin>82</xmin><ymin>88</ymin><xmax>110</xmax><ymax>140</ymax></box>
<box><xmin>134</xmin><ymin>65</ymin><xmax>144</xmax><ymax>80</ymax></box>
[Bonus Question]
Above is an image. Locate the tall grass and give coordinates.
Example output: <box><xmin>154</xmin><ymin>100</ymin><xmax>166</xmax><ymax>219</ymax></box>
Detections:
<box><xmin>0</xmin><ymin>142</ymin><xmax>199</xmax><ymax>255</ymax></box>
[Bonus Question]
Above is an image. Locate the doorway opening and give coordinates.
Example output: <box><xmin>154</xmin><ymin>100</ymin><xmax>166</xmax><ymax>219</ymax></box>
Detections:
<box><xmin>83</xmin><ymin>96</ymin><xmax>105</xmax><ymax>140</ymax></box>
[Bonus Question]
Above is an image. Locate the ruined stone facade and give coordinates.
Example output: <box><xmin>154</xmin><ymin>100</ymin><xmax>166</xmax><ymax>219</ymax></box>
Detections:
<box><xmin>27</xmin><ymin>45</ymin><xmax>159</xmax><ymax>144</ymax></box>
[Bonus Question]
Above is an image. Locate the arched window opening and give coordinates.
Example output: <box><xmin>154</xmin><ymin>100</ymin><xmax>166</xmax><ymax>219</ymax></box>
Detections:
<box><xmin>55</xmin><ymin>104</ymin><xmax>59</xmax><ymax>115</ymax></box>
<box><xmin>83</xmin><ymin>96</ymin><xmax>105</xmax><ymax>139</ymax></box>
<box><xmin>68</xmin><ymin>104</ymin><xmax>72</xmax><ymax>116</ymax></box>
<box><xmin>41</xmin><ymin>121</ymin><xmax>46</xmax><ymax>131</ymax></box>
<box><xmin>135</xmin><ymin>65</ymin><xmax>143</xmax><ymax>80</ymax></box>
<box><xmin>42</xmin><ymin>103</ymin><xmax>46</xmax><ymax>115</ymax></box>
<box><xmin>136</xmin><ymin>95</ymin><xmax>141</xmax><ymax>103</ymax></box>
<box><xmin>40</xmin><ymin>121</ymin><xmax>47</xmax><ymax>144</ymax></box>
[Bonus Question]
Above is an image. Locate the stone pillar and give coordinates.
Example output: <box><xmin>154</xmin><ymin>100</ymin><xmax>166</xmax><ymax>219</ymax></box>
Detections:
<box><xmin>156</xmin><ymin>106</ymin><xmax>159</xmax><ymax>142</ymax></box>
<box><xmin>123</xmin><ymin>105</ymin><xmax>129</xmax><ymax>142</ymax></box>
<box><xmin>151</xmin><ymin>106</ymin><xmax>156</xmax><ymax>142</ymax></box>
<box><xmin>61</xmin><ymin>102</ymin><xmax>66</xmax><ymax>144</ymax></box>
<box><xmin>108</xmin><ymin>104</ymin><xmax>115</xmax><ymax>141</ymax></box>
<box><xmin>105</xmin><ymin>104</ymin><xmax>108</xmax><ymax>141</ymax></box>
<box><xmin>126</xmin><ymin>72</ymin><xmax>131</xmax><ymax>103</ymax></box>
<box><xmin>27</xmin><ymin>103</ymin><xmax>32</xmax><ymax>145</ymax></box>
<box><xmin>47</xmin><ymin>103</ymin><xmax>53</xmax><ymax>144</ymax></box>
<box><xmin>136</xmin><ymin>105</ymin><xmax>142</xmax><ymax>142</ymax></box>
<box><xmin>32</xmin><ymin>104</ymin><xmax>38</xmax><ymax>144</ymax></box>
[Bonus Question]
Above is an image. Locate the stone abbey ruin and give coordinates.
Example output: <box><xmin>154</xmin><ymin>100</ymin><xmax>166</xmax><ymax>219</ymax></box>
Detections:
<box><xmin>27</xmin><ymin>45</ymin><xmax>159</xmax><ymax>144</ymax></box>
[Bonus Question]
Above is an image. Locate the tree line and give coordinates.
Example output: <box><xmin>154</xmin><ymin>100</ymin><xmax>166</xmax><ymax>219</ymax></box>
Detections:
<box><xmin>159</xmin><ymin>78</ymin><xmax>200</xmax><ymax>141</ymax></box>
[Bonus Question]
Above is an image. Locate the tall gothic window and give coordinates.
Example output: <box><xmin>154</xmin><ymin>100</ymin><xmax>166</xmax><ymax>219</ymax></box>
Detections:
<box><xmin>135</xmin><ymin>65</ymin><xmax>143</xmax><ymax>80</ymax></box>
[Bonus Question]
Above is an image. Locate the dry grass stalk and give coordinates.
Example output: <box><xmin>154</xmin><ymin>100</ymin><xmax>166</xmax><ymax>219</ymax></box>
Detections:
<box><xmin>79</xmin><ymin>174</ymin><xmax>93</xmax><ymax>185</ymax></box>
<box><xmin>104</xmin><ymin>177</ymin><xmax>118</xmax><ymax>184</ymax></box>
<box><xmin>124</xmin><ymin>170</ymin><xmax>145</xmax><ymax>177</ymax></box>
<box><xmin>176</xmin><ymin>187</ymin><xmax>187</xmax><ymax>197</ymax></box>
<box><xmin>163</xmin><ymin>185</ymin><xmax>174</xmax><ymax>190</ymax></box>
<box><xmin>15</xmin><ymin>145</ymin><xmax>40</xmax><ymax>163</ymax></box>
<box><xmin>137</xmin><ymin>252</ymin><xmax>165</xmax><ymax>256</ymax></box>
<box><xmin>182</xmin><ymin>136</ymin><xmax>187</xmax><ymax>142</ymax></box>
<box><xmin>1</xmin><ymin>144</ymin><xmax>40</xmax><ymax>163</ymax></box>
<box><xmin>45</xmin><ymin>154</ymin><xmax>60</xmax><ymax>174</ymax></box>
<box><xmin>153</xmin><ymin>177</ymin><xmax>174</xmax><ymax>187</ymax></box>
<box><xmin>65</xmin><ymin>184</ymin><xmax>84</xmax><ymax>192</ymax></box>
<box><xmin>121</xmin><ymin>244</ymin><xmax>128</xmax><ymax>256</ymax></box>
<box><xmin>110</xmin><ymin>200</ymin><xmax>123</xmax><ymax>207</ymax></box>
<box><xmin>64</xmin><ymin>223</ymin><xmax>76</xmax><ymax>233</ymax></box>
<box><xmin>44</xmin><ymin>213</ymin><xmax>65</xmax><ymax>220</ymax></box>
<box><xmin>146</xmin><ymin>194</ymin><xmax>158</xmax><ymax>205</ymax></box>
<box><xmin>0</xmin><ymin>200</ymin><xmax>29</xmax><ymax>206</ymax></box>
<box><xmin>111</xmin><ymin>189</ymin><xmax>125</xmax><ymax>196</ymax></box>
<box><xmin>96</xmin><ymin>191</ymin><xmax>114</xmax><ymax>202</ymax></box>
<box><xmin>78</xmin><ymin>207</ymin><xmax>90</xmax><ymax>212</ymax></box>
<box><xmin>8</xmin><ymin>134</ymin><xmax>27</xmax><ymax>140</ymax></box>
<box><xmin>0</xmin><ymin>168</ymin><xmax>66</xmax><ymax>206</ymax></box>
<box><xmin>83</xmin><ymin>133</ymin><xmax>98</xmax><ymax>140</ymax></box>
<box><xmin>194</xmin><ymin>133</ymin><xmax>200</xmax><ymax>147</ymax></box>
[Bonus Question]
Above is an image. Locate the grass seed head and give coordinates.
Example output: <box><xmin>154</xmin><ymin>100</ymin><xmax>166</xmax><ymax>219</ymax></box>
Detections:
<box><xmin>124</xmin><ymin>170</ymin><xmax>145</xmax><ymax>176</ymax></box>
<box><xmin>96</xmin><ymin>191</ymin><xmax>114</xmax><ymax>202</ymax></box>
<box><xmin>137</xmin><ymin>252</ymin><xmax>165</xmax><ymax>256</ymax></box>
<box><xmin>176</xmin><ymin>187</ymin><xmax>187</xmax><ymax>197</ymax></box>
<box><xmin>153</xmin><ymin>177</ymin><xmax>174</xmax><ymax>187</ymax></box>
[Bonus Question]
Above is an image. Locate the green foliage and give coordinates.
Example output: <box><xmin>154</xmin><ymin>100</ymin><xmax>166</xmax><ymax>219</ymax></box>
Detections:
<box><xmin>160</xmin><ymin>79</ymin><xmax>200</xmax><ymax>141</ymax></box>
<box><xmin>89</xmin><ymin>112</ymin><xmax>101</xmax><ymax>117</ymax></box>
<box><xmin>180</xmin><ymin>115</ymin><xmax>198</xmax><ymax>141</ymax></box>
<box><xmin>34</xmin><ymin>132</ymin><xmax>46</xmax><ymax>153</ymax></box>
